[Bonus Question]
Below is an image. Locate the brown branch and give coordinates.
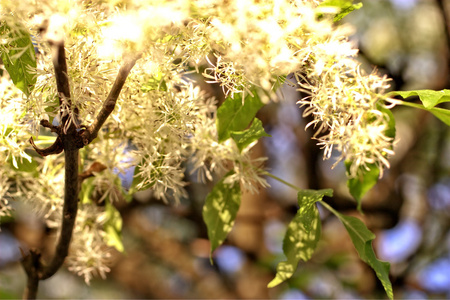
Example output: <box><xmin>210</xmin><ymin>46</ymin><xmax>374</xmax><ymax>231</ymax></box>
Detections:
<box><xmin>81</xmin><ymin>54</ymin><xmax>141</xmax><ymax>145</ymax></box>
<box><xmin>29</xmin><ymin>136</ymin><xmax>64</xmax><ymax>156</ymax></box>
<box><xmin>436</xmin><ymin>0</ymin><xmax>450</xmax><ymax>87</ymax></box>
<box><xmin>52</xmin><ymin>41</ymin><xmax>71</xmax><ymax>107</ymax></box>
<box><xmin>24</xmin><ymin>33</ymin><xmax>140</xmax><ymax>297</ymax></box>
<box><xmin>20</xmin><ymin>249</ymin><xmax>41</xmax><ymax>299</ymax></box>
<box><xmin>437</xmin><ymin>0</ymin><xmax>450</xmax><ymax>54</ymax></box>
<box><xmin>40</xmin><ymin>146</ymin><xmax>79</xmax><ymax>279</ymax></box>
<box><xmin>23</xmin><ymin>40</ymin><xmax>80</xmax><ymax>299</ymax></box>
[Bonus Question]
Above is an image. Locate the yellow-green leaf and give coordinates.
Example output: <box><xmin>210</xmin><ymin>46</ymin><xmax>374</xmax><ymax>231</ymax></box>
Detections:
<box><xmin>334</xmin><ymin>212</ymin><xmax>393</xmax><ymax>299</ymax></box>
<box><xmin>268</xmin><ymin>189</ymin><xmax>332</xmax><ymax>287</ymax></box>
<box><xmin>0</xmin><ymin>21</ymin><xmax>36</xmax><ymax>96</ymax></box>
<box><xmin>217</xmin><ymin>93</ymin><xmax>264</xmax><ymax>142</ymax></box>
<box><xmin>202</xmin><ymin>172</ymin><xmax>241</xmax><ymax>260</ymax></box>
<box><xmin>230</xmin><ymin>118</ymin><xmax>271</xmax><ymax>152</ymax></box>
<box><xmin>390</xmin><ymin>89</ymin><xmax>450</xmax><ymax>109</ymax></box>
<box><xmin>104</xmin><ymin>203</ymin><xmax>124</xmax><ymax>252</ymax></box>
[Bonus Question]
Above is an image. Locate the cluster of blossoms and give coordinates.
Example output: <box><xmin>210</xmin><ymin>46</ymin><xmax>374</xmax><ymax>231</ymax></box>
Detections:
<box><xmin>0</xmin><ymin>0</ymin><xmax>395</xmax><ymax>282</ymax></box>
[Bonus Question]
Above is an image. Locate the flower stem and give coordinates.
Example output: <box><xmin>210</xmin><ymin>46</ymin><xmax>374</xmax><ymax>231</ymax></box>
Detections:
<box><xmin>262</xmin><ymin>171</ymin><xmax>302</xmax><ymax>191</ymax></box>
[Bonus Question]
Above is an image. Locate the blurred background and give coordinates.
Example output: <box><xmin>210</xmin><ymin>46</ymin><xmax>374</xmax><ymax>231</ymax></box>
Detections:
<box><xmin>1</xmin><ymin>0</ymin><xmax>450</xmax><ymax>298</ymax></box>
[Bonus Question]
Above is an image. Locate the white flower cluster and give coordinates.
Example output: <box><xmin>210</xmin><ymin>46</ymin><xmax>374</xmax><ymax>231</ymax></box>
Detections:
<box><xmin>0</xmin><ymin>0</ymin><xmax>396</xmax><ymax>283</ymax></box>
<box><xmin>294</xmin><ymin>25</ymin><xmax>394</xmax><ymax>177</ymax></box>
<box><xmin>66</xmin><ymin>205</ymin><xmax>112</xmax><ymax>284</ymax></box>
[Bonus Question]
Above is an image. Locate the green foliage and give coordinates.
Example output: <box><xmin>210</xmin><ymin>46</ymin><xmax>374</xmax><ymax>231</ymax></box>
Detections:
<box><xmin>268</xmin><ymin>189</ymin><xmax>332</xmax><ymax>287</ymax></box>
<box><xmin>8</xmin><ymin>155</ymin><xmax>37</xmax><ymax>175</ymax></box>
<box><xmin>0</xmin><ymin>20</ymin><xmax>36</xmax><ymax>96</ymax></box>
<box><xmin>80</xmin><ymin>177</ymin><xmax>96</xmax><ymax>204</ymax></box>
<box><xmin>331</xmin><ymin>210</ymin><xmax>393</xmax><ymax>300</ymax></box>
<box><xmin>390</xmin><ymin>89</ymin><xmax>450</xmax><ymax>126</ymax></box>
<box><xmin>230</xmin><ymin>118</ymin><xmax>271</xmax><ymax>152</ymax></box>
<box><xmin>345</xmin><ymin>105</ymin><xmax>395</xmax><ymax>211</ymax></box>
<box><xmin>426</xmin><ymin>107</ymin><xmax>450</xmax><ymax>126</ymax></box>
<box><xmin>104</xmin><ymin>202</ymin><xmax>124</xmax><ymax>252</ymax></box>
<box><xmin>140</xmin><ymin>71</ymin><xmax>167</xmax><ymax>92</ymax></box>
<box><xmin>346</xmin><ymin>162</ymin><xmax>379</xmax><ymax>212</ymax></box>
<box><xmin>380</xmin><ymin>105</ymin><xmax>397</xmax><ymax>140</ymax></box>
<box><xmin>391</xmin><ymin>89</ymin><xmax>450</xmax><ymax>109</ymax></box>
<box><xmin>216</xmin><ymin>93</ymin><xmax>264</xmax><ymax>143</ymax></box>
<box><xmin>319</xmin><ymin>0</ymin><xmax>363</xmax><ymax>22</ymax></box>
<box><xmin>202</xmin><ymin>172</ymin><xmax>241</xmax><ymax>260</ymax></box>
<box><xmin>272</xmin><ymin>75</ymin><xmax>288</xmax><ymax>92</ymax></box>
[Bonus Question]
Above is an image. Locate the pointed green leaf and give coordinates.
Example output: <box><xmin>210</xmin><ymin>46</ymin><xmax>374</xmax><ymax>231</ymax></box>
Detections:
<box><xmin>104</xmin><ymin>202</ymin><xmax>124</xmax><ymax>252</ymax></box>
<box><xmin>334</xmin><ymin>212</ymin><xmax>393</xmax><ymax>300</ymax></box>
<box><xmin>379</xmin><ymin>105</ymin><xmax>396</xmax><ymax>140</ymax></box>
<box><xmin>0</xmin><ymin>21</ymin><xmax>36</xmax><ymax>96</ymax></box>
<box><xmin>427</xmin><ymin>106</ymin><xmax>450</xmax><ymax>126</ymax></box>
<box><xmin>388</xmin><ymin>91</ymin><xmax>450</xmax><ymax>126</ymax></box>
<box><xmin>217</xmin><ymin>93</ymin><xmax>264</xmax><ymax>142</ymax></box>
<box><xmin>202</xmin><ymin>172</ymin><xmax>241</xmax><ymax>258</ymax></box>
<box><xmin>268</xmin><ymin>189</ymin><xmax>332</xmax><ymax>287</ymax></box>
<box><xmin>390</xmin><ymin>89</ymin><xmax>450</xmax><ymax>109</ymax></box>
<box><xmin>230</xmin><ymin>118</ymin><xmax>271</xmax><ymax>152</ymax></box>
<box><xmin>272</xmin><ymin>75</ymin><xmax>287</xmax><ymax>92</ymax></box>
<box><xmin>79</xmin><ymin>177</ymin><xmax>95</xmax><ymax>204</ymax></box>
<box><xmin>346</xmin><ymin>162</ymin><xmax>379</xmax><ymax>212</ymax></box>
<box><xmin>319</xmin><ymin>0</ymin><xmax>363</xmax><ymax>22</ymax></box>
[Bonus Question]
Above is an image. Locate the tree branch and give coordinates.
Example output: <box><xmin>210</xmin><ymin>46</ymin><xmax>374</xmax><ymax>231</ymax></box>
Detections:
<box><xmin>81</xmin><ymin>54</ymin><xmax>141</xmax><ymax>145</ymax></box>
<box><xmin>40</xmin><ymin>146</ymin><xmax>79</xmax><ymax>279</ymax></box>
<box><xmin>436</xmin><ymin>0</ymin><xmax>450</xmax><ymax>86</ymax></box>
<box><xmin>23</xmin><ymin>40</ymin><xmax>80</xmax><ymax>299</ymax></box>
<box><xmin>20</xmin><ymin>249</ymin><xmax>41</xmax><ymax>299</ymax></box>
<box><xmin>52</xmin><ymin>41</ymin><xmax>71</xmax><ymax>107</ymax></box>
<box><xmin>24</xmin><ymin>31</ymin><xmax>140</xmax><ymax>297</ymax></box>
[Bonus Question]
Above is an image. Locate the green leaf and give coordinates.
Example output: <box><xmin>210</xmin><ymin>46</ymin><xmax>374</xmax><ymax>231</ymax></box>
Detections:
<box><xmin>0</xmin><ymin>21</ymin><xmax>37</xmax><ymax>96</ymax></box>
<box><xmin>79</xmin><ymin>177</ymin><xmax>95</xmax><ymax>204</ymax></box>
<box><xmin>217</xmin><ymin>93</ymin><xmax>264</xmax><ymax>142</ymax></box>
<box><xmin>230</xmin><ymin>118</ymin><xmax>271</xmax><ymax>152</ymax></box>
<box><xmin>334</xmin><ymin>212</ymin><xmax>393</xmax><ymax>300</ymax></box>
<box><xmin>346</xmin><ymin>162</ymin><xmax>379</xmax><ymax>212</ymax></box>
<box><xmin>202</xmin><ymin>172</ymin><xmax>241</xmax><ymax>260</ymax></box>
<box><xmin>379</xmin><ymin>104</ymin><xmax>396</xmax><ymax>140</ymax></box>
<box><xmin>272</xmin><ymin>75</ymin><xmax>287</xmax><ymax>92</ymax></box>
<box><xmin>268</xmin><ymin>189</ymin><xmax>332</xmax><ymax>288</ymax></box>
<box><xmin>346</xmin><ymin>105</ymin><xmax>395</xmax><ymax>211</ymax></box>
<box><xmin>389</xmin><ymin>90</ymin><xmax>450</xmax><ymax>126</ymax></box>
<box><xmin>104</xmin><ymin>202</ymin><xmax>124</xmax><ymax>252</ymax></box>
<box><xmin>427</xmin><ymin>107</ymin><xmax>450</xmax><ymax>126</ymax></box>
<box><xmin>319</xmin><ymin>0</ymin><xmax>363</xmax><ymax>22</ymax></box>
<box><xmin>8</xmin><ymin>155</ymin><xmax>38</xmax><ymax>175</ymax></box>
<box><xmin>390</xmin><ymin>89</ymin><xmax>450</xmax><ymax>109</ymax></box>
<box><xmin>140</xmin><ymin>71</ymin><xmax>167</xmax><ymax>92</ymax></box>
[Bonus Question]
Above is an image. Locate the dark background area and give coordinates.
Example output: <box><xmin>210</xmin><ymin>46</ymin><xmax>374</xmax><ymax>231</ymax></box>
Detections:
<box><xmin>1</xmin><ymin>0</ymin><xmax>450</xmax><ymax>298</ymax></box>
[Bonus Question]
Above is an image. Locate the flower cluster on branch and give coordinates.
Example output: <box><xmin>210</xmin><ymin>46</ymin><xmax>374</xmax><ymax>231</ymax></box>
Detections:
<box><xmin>0</xmin><ymin>0</ymin><xmax>395</xmax><ymax>283</ymax></box>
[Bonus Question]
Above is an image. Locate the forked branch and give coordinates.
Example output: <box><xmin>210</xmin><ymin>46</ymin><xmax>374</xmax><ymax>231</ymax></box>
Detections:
<box><xmin>81</xmin><ymin>53</ymin><xmax>141</xmax><ymax>145</ymax></box>
<box><xmin>23</xmin><ymin>37</ymin><xmax>140</xmax><ymax>299</ymax></box>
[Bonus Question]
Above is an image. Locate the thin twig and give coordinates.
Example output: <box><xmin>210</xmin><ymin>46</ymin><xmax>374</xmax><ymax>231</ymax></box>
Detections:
<box><xmin>436</xmin><ymin>0</ymin><xmax>450</xmax><ymax>86</ymax></box>
<box><xmin>81</xmin><ymin>54</ymin><xmax>141</xmax><ymax>145</ymax></box>
<box><xmin>437</xmin><ymin>0</ymin><xmax>450</xmax><ymax>55</ymax></box>
<box><xmin>52</xmin><ymin>41</ymin><xmax>71</xmax><ymax>107</ymax></box>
